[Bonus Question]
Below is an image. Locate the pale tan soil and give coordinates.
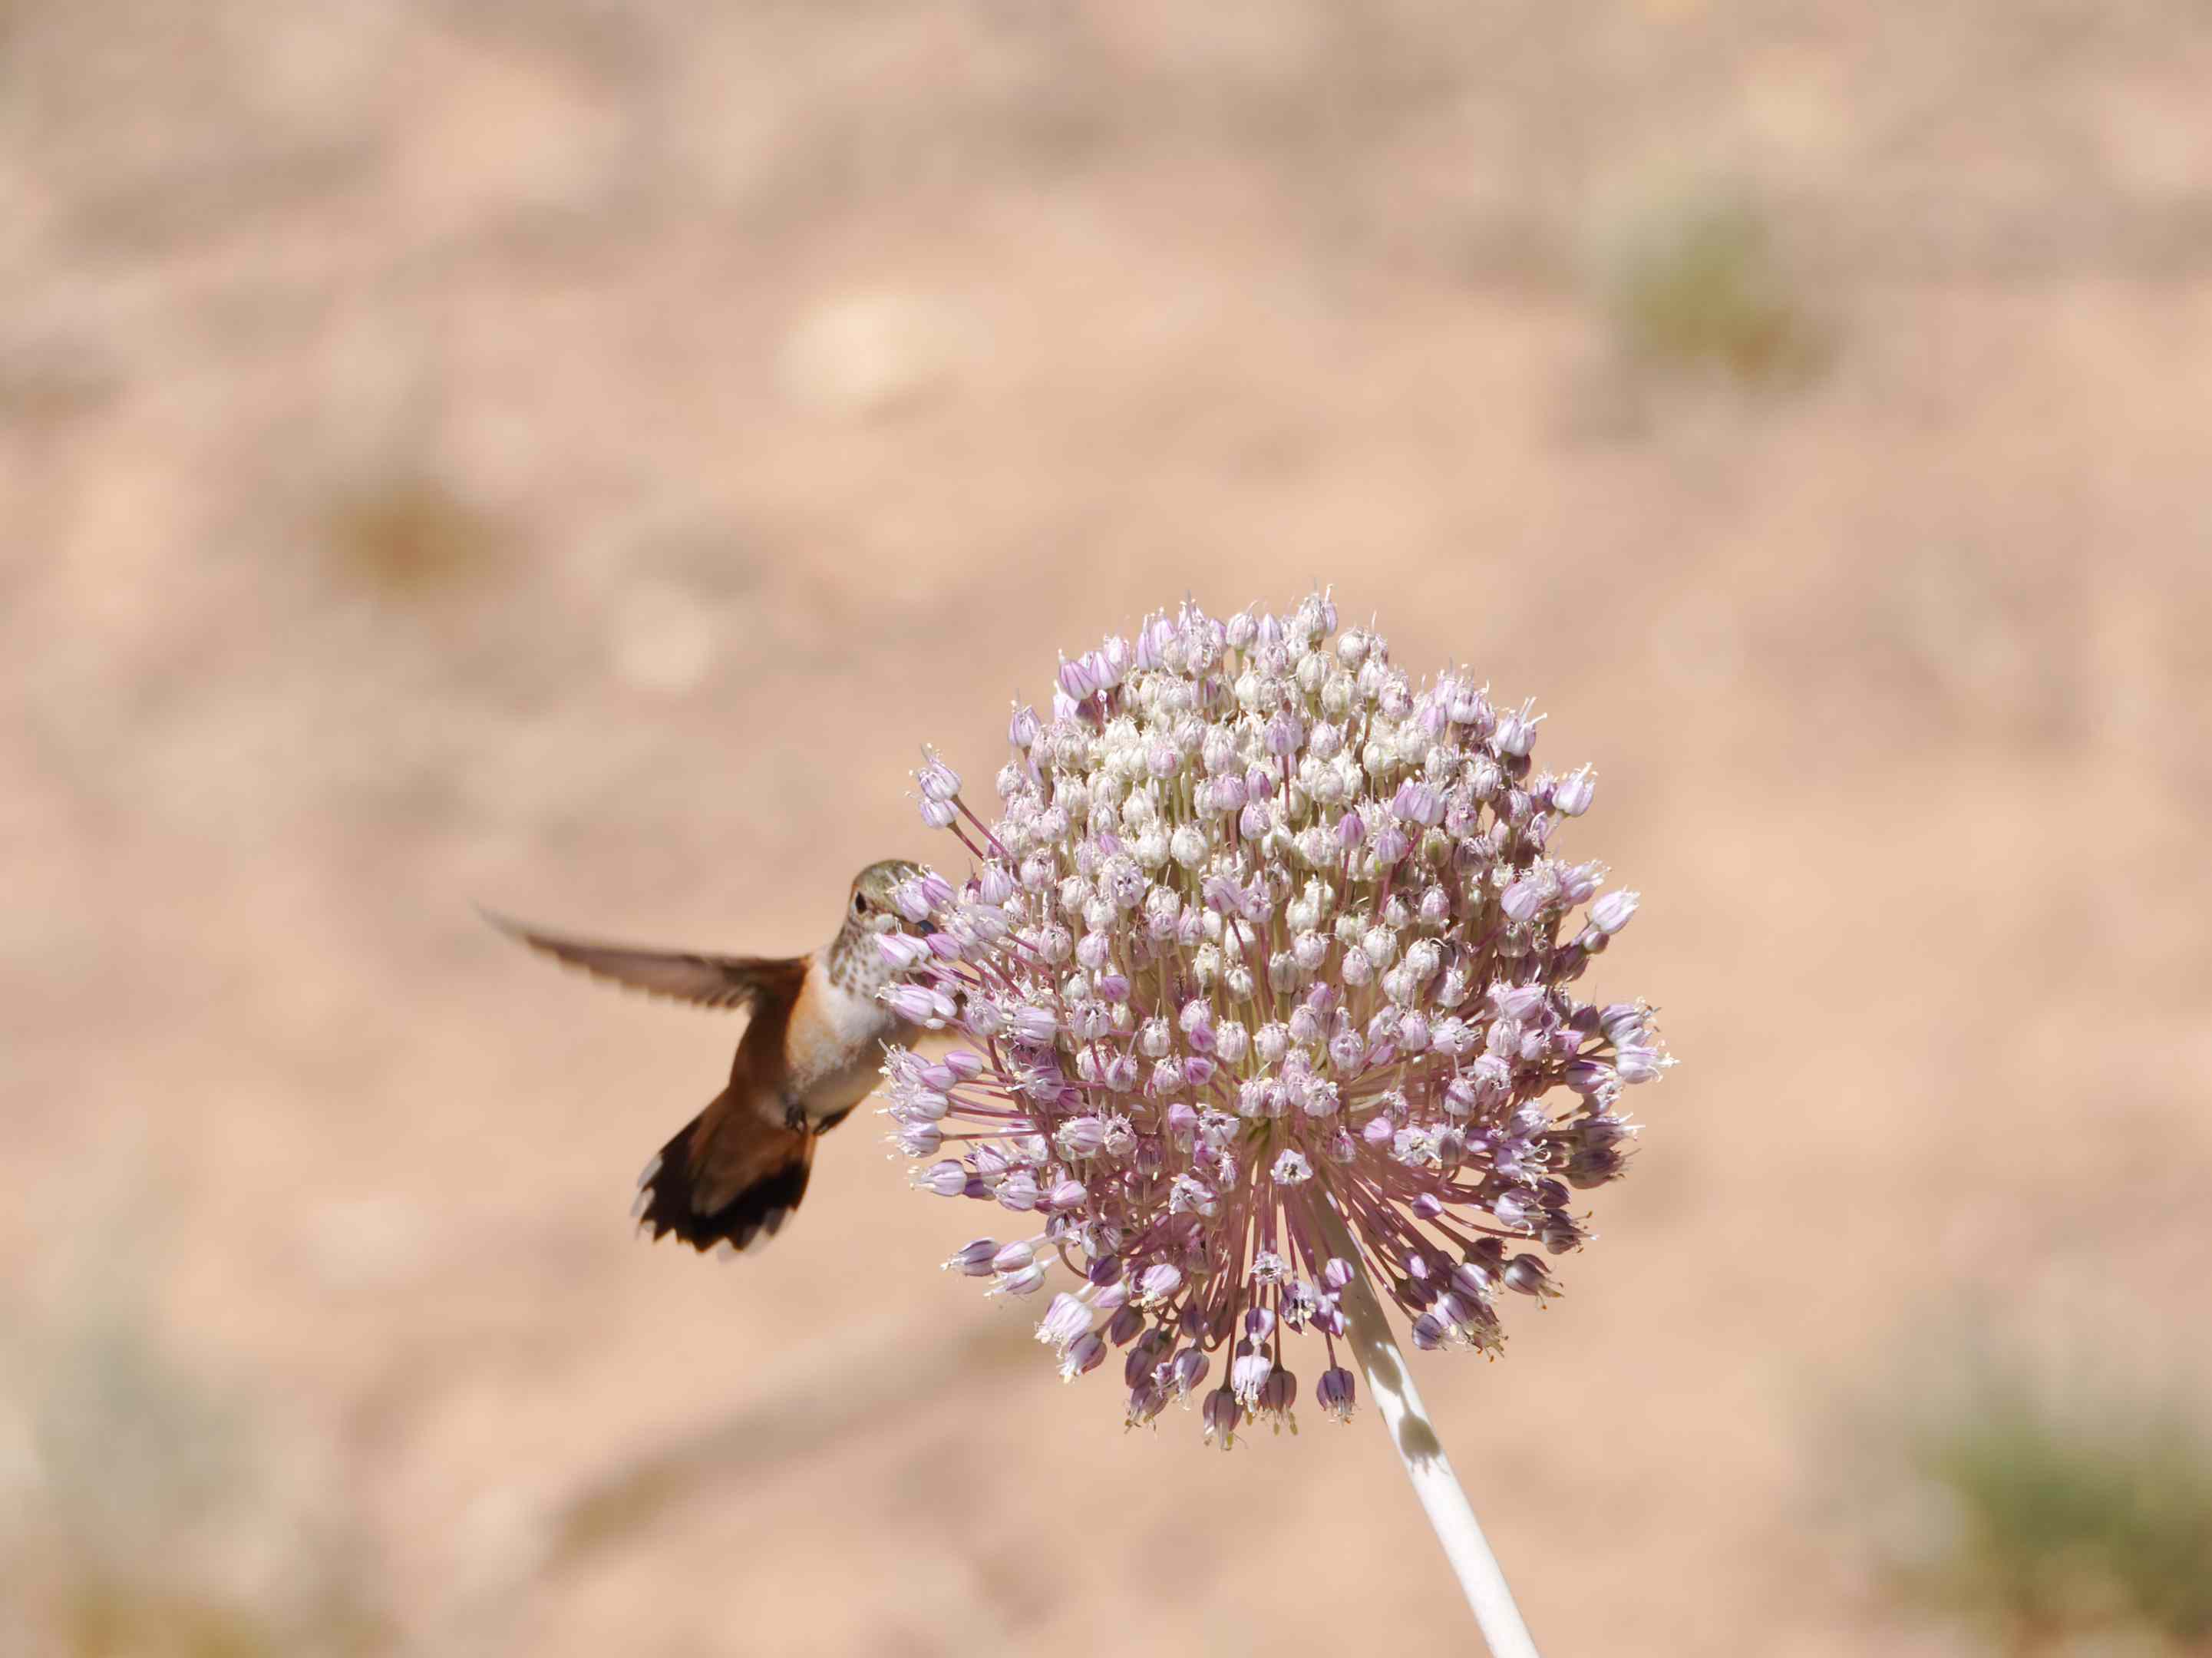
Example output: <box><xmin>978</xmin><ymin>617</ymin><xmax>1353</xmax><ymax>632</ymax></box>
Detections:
<box><xmin>4</xmin><ymin>3</ymin><xmax>2210</xmax><ymax>1653</ymax></box>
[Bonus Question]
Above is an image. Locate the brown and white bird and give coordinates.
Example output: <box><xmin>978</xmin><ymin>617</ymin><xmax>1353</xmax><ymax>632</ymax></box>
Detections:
<box><xmin>487</xmin><ymin>860</ymin><xmax>924</xmax><ymax>1255</ymax></box>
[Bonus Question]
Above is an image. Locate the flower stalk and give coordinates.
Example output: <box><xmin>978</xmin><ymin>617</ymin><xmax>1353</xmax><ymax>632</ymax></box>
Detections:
<box><xmin>1317</xmin><ymin>1192</ymin><xmax>1541</xmax><ymax>1658</ymax></box>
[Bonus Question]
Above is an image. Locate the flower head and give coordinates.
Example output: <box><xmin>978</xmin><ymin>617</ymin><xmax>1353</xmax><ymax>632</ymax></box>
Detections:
<box><xmin>881</xmin><ymin>594</ymin><xmax>1666</xmax><ymax>1442</ymax></box>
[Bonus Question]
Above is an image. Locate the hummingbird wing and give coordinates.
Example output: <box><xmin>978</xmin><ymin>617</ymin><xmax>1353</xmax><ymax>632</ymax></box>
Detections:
<box><xmin>483</xmin><ymin>910</ymin><xmax>803</xmax><ymax>1013</ymax></box>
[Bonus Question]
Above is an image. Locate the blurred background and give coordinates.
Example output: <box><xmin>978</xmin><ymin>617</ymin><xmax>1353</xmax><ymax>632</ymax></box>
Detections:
<box><xmin>5</xmin><ymin>2</ymin><xmax>2210</xmax><ymax>1653</ymax></box>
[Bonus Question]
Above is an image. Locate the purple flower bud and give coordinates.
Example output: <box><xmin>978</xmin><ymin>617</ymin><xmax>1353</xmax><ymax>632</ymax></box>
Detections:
<box><xmin>1167</xmin><ymin>1347</ymin><xmax>1210</xmax><ymax>1396</ymax></box>
<box><xmin>1322</xmin><ymin>1257</ymin><xmax>1355</xmax><ymax>1291</ymax></box>
<box><xmin>1589</xmin><ymin>888</ymin><xmax>1639</xmax><ymax>935</ymax></box>
<box><xmin>945</xmin><ymin>1239</ymin><xmax>998</xmax><ymax>1276</ymax></box>
<box><xmin>1491</xmin><ymin>1187</ymin><xmax>1537</xmax><ymax>1229</ymax></box>
<box><xmin>1057</xmin><ymin>1111</ymin><xmax>1106</xmax><ymax>1151</ymax></box>
<box><xmin>1038</xmin><ymin>1292</ymin><xmax>1091</xmax><ymax>1347</ymax></box>
<box><xmin>1409</xmin><ymin>1313</ymin><xmax>1448</xmax><ymax>1349</ymax></box>
<box><xmin>1008</xmin><ymin>704</ymin><xmax>1040</xmax><ymax>748</ymax></box>
<box><xmin>1452</xmin><ymin>1261</ymin><xmax>1493</xmax><ymax>1298</ymax></box>
<box><xmin>1009</xmin><ymin>1006</ymin><xmax>1057</xmax><ymax>1045</ymax></box>
<box><xmin>1109</xmin><ymin>1304</ymin><xmax>1147</xmax><ymax>1348</ymax></box>
<box><xmin>1567</xmin><ymin>1144</ymin><xmax>1623</xmax><ymax>1187</ymax></box>
<box><xmin>1503</xmin><ymin>1253</ymin><xmax>1554</xmax><ymax>1296</ymax></box>
<box><xmin>915</xmin><ymin>1159</ymin><xmax>967</xmax><ymax>1196</ymax></box>
<box><xmin>1316</xmin><ymin>1366</ymin><xmax>1356</xmax><ymax>1420</ymax></box>
<box><xmin>1616</xmin><ymin>1045</ymin><xmax>1664</xmax><ymax>1085</ymax></box>
<box><xmin>1095</xmin><ymin>636</ymin><xmax>1130</xmax><ymax>690</ymax></box>
<box><xmin>1202</xmin><ymin>1386</ymin><xmax>1241</xmax><ymax>1445</ymax></box>
<box><xmin>1230</xmin><ymin>1349</ymin><xmax>1273</xmax><ymax>1404</ymax></box>
<box><xmin>1368</xmin><ymin>822</ymin><xmax>1409</xmax><ymax>864</ymax></box>
<box><xmin>883</xmin><ymin>984</ymin><xmax>939</xmax><ymax>1025</ymax></box>
<box><xmin>1137</xmin><ymin>1263</ymin><xmax>1184</xmax><ymax>1304</ymax></box>
<box><xmin>1391</xmin><ymin>780</ymin><xmax>1444</xmax><ymax>827</ymax></box>
<box><xmin>877</xmin><ymin>933</ymin><xmax>930</xmax><ymax>969</ymax></box>
<box><xmin>1563</xmin><ymin>1059</ymin><xmax>1612</xmax><ymax>1097</ymax></box>
<box><xmin>992</xmin><ymin>1262</ymin><xmax>1048</xmax><ymax>1296</ymax></box>
<box><xmin>916</xmin><ymin>752</ymin><xmax>962</xmax><ymax>801</ymax></box>
<box><xmin>1047</xmin><ymin>1179</ymin><xmax>1089</xmax><ymax>1210</ymax></box>
<box><xmin>1552</xmin><ymin>765</ymin><xmax>1594</xmax><ymax>817</ymax></box>
<box><xmin>1501</xmin><ymin>871</ymin><xmax>1557</xmax><ymax>923</ymax></box>
<box><xmin>1134</xmin><ymin>614</ymin><xmax>1177</xmax><ymax>670</ymax></box>
<box><xmin>1496</xmin><ymin>700</ymin><xmax>1543</xmax><ymax>756</ymax></box>
<box><xmin>1060</xmin><ymin>1332</ymin><xmax>1107</xmax><ymax>1378</ymax></box>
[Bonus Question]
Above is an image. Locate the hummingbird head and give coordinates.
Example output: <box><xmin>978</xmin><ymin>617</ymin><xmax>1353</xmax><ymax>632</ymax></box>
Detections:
<box><xmin>828</xmin><ymin>859</ymin><xmax>928</xmax><ymax>996</ymax></box>
<box><xmin>844</xmin><ymin>859</ymin><xmax>926</xmax><ymax>937</ymax></box>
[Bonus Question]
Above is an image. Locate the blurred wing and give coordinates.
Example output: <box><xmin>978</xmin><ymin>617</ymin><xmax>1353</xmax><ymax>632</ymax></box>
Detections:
<box><xmin>483</xmin><ymin>910</ymin><xmax>801</xmax><ymax>1012</ymax></box>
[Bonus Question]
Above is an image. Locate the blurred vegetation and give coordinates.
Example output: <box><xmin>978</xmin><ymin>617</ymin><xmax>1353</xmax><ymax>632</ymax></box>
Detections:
<box><xmin>1876</xmin><ymin>1356</ymin><xmax>2212</xmax><ymax>1654</ymax></box>
<box><xmin>2</xmin><ymin>1304</ymin><xmax>393</xmax><ymax>1658</ymax></box>
<box><xmin>1603</xmin><ymin>192</ymin><xmax>1828</xmax><ymax>390</ymax></box>
<box><xmin>325</xmin><ymin>474</ymin><xmax>510</xmax><ymax>602</ymax></box>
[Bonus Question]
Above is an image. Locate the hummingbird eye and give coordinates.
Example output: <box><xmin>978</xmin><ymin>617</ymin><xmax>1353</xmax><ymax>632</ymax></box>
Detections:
<box><xmin>853</xmin><ymin>892</ymin><xmax>868</xmax><ymax>915</ymax></box>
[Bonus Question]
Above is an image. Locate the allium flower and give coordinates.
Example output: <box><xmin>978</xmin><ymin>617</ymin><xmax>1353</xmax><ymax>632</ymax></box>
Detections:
<box><xmin>878</xmin><ymin>593</ymin><xmax>1666</xmax><ymax>1445</ymax></box>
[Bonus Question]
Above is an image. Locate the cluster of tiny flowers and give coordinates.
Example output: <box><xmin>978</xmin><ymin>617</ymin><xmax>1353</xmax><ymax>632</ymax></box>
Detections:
<box><xmin>877</xmin><ymin>593</ymin><xmax>1666</xmax><ymax>1445</ymax></box>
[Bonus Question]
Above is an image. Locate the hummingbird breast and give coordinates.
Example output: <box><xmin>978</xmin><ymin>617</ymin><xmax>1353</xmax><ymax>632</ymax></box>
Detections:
<box><xmin>780</xmin><ymin>956</ymin><xmax>903</xmax><ymax>1128</ymax></box>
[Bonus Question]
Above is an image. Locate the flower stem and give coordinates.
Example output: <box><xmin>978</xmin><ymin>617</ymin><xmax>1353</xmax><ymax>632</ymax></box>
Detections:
<box><xmin>1316</xmin><ymin>1197</ymin><xmax>1542</xmax><ymax>1658</ymax></box>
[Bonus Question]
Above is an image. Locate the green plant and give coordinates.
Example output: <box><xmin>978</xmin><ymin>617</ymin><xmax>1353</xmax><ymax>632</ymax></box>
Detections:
<box><xmin>1604</xmin><ymin>193</ymin><xmax>1827</xmax><ymax>389</ymax></box>
<box><xmin>1892</xmin><ymin>1370</ymin><xmax>2212</xmax><ymax>1651</ymax></box>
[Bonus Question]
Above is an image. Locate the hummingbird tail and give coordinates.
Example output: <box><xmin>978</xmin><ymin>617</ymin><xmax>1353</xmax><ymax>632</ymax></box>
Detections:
<box><xmin>633</xmin><ymin>1092</ymin><xmax>814</xmax><ymax>1255</ymax></box>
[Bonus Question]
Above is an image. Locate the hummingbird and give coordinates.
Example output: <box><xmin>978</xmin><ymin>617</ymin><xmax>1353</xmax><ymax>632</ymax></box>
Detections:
<box><xmin>487</xmin><ymin>860</ymin><xmax>925</xmax><ymax>1256</ymax></box>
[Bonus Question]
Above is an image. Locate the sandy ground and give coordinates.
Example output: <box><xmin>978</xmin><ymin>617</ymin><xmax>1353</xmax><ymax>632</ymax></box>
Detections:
<box><xmin>5</xmin><ymin>2</ymin><xmax>2210</xmax><ymax>1653</ymax></box>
